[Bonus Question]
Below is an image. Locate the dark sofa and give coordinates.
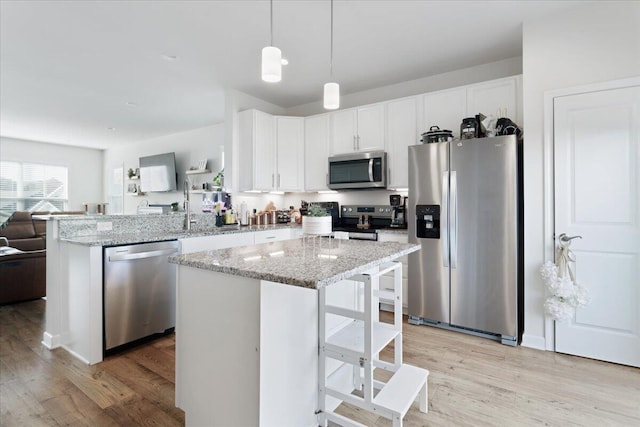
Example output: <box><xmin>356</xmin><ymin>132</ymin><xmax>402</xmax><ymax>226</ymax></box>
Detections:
<box><xmin>0</xmin><ymin>212</ymin><xmax>47</xmax><ymax>304</ymax></box>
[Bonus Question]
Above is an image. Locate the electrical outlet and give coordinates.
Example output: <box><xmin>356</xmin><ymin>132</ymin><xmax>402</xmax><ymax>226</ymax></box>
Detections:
<box><xmin>97</xmin><ymin>222</ymin><xmax>112</xmax><ymax>231</ymax></box>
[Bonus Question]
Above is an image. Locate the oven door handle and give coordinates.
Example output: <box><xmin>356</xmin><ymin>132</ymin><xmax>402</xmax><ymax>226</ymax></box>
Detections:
<box><xmin>368</xmin><ymin>159</ymin><xmax>374</xmax><ymax>182</ymax></box>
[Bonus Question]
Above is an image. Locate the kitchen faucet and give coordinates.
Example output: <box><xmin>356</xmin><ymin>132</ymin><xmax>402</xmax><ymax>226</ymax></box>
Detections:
<box><xmin>184</xmin><ymin>179</ymin><xmax>196</xmax><ymax>231</ymax></box>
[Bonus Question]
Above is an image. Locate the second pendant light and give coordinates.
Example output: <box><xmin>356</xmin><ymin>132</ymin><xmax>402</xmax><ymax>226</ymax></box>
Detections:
<box><xmin>323</xmin><ymin>0</ymin><xmax>339</xmax><ymax>110</ymax></box>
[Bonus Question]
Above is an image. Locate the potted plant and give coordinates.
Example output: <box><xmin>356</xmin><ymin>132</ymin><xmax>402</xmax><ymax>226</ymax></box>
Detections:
<box><xmin>213</xmin><ymin>169</ymin><xmax>224</xmax><ymax>191</ymax></box>
<box><xmin>302</xmin><ymin>204</ymin><xmax>332</xmax><ymax>235</ymax></box>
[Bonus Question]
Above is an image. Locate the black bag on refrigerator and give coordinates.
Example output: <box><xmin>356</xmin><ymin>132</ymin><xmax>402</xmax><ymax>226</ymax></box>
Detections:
<box><xmin>495</xmin><ymin>117</ymin><xmax>523</xmax><ymax>140</ymax></box>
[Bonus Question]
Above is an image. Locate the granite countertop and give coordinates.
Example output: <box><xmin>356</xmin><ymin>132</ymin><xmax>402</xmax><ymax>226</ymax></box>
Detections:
<box><xmin>169</xmin><ymin>238</ymin><xmax>420</xmax><ymax>289</ymax></box>
<box><xmin>59</xmin><ymin>223</ymin><xmax>299</xmax><ymax>246</ymax></box>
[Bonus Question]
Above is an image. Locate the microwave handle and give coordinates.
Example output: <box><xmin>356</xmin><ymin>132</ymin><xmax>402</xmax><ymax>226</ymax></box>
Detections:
<box><xmin>368</xmin><ymin>159</ymin><xmax>374</xmax><ymax>182</ymax></box>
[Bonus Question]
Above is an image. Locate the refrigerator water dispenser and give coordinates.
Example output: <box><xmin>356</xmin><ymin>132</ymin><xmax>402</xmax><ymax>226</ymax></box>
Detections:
<box><xmin>416</xmin><ymin>205</ymin><xmax>440</xmax><ymax>239</ymax></box>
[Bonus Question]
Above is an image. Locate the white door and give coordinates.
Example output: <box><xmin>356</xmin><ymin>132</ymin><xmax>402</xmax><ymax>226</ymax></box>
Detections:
<box><xmin>330</xmin><ymin>109</ymin><xmax>357</xmax><ymax>155</ymax></box>
<box><xmin>304</xmin><ymin>114</ymin><xmax>330</xmax><ymax>191</ymax></box>
<box><xmin>554</xmin><ymin>84</ymin><xmax>640</xmax><ymax>367</ymax></box>
<box><xmin>466</xmin><ymin>77</ymin><xmax>520</xmax><ymax>125</ymax></box>
<box><xmin>423</xmin><ymin>87</ymin><xmax>466</xmax><ymax>139</ymax></box>
<box><xmin>386</xmin><ymin>97</ymin><xmax>417</xmax><ymax>188</ymax></box>
<box><xmin>253</xmin><ymin>110</ymin><xmax>276</xmax><ymax>191</ymax></box>
<box><xmin>356</xmin><ymin>103</ymin><xmax>385</xmax><ymax>152</ymax></box>
<box><xmin>275</xmin><ymin>116</ymin><xmax>304</xmax><ymax>191</ymax></box>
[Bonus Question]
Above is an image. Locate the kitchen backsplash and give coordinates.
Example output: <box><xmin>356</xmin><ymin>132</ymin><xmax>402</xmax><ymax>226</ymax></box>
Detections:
<box><xmin>234</xmin><ymin>189</ymin><xmax>407</xmax><ymax>214</ymax></box>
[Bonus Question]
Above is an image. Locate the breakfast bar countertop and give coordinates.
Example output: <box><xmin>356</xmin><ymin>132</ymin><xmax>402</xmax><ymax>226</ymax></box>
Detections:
<box><xmin>168</xmin><ymin>237</ymin><xmax>420</xmax><ymax>289</ymax></box>
<box><xmin>58</xmin><ymin>223</ymin><xmax>299</xmax><ymax>246</ymax></box>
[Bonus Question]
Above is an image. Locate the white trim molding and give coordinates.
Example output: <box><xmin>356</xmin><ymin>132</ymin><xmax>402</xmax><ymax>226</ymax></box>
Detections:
<box><xmin>542</xmin><ymin>76</ymin><xmax>640</xmax><ymax>352</ymax></box>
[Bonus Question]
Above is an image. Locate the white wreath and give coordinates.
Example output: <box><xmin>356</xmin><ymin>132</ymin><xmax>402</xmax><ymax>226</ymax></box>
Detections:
<box><xmin>540</xmin><ymin>239</ymin><xmax>590</xmax><ymax>322</ymax></box>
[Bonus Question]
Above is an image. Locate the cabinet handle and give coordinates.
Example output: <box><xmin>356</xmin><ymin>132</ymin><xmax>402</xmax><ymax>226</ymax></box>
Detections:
<box><xmin>272</xmin><ymin>173</ymin><xmax>274</xmax><ymax>188</ymax></box>
<box><xmin>277</xmin><ymin>173</ymin><xmax>281</xmax><ymax>188</ymax></box>
<box><xmin>357</xmin><ymin>135</ymin><xmax>360</xmax><ymax>150</ymax></box>
<box><xmin>353</xmin><ymin>135</ymin><xmax>356</xmax><ymax>150</ymax></box>
<box><xmin>326</xmin><ymin>173</ymin><xmax>329</xmax><ymax>185</ymax></box>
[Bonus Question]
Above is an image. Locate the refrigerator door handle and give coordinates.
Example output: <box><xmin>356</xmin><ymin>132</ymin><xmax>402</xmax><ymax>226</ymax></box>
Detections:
<box><xmin>442</xmin><ymin>171</ymin><xmax>449</xmax><ymax>267</ymax></box>
<box><xmin>451</xmin><ymin>171</ymin><xmax>458</xmax><ymax>268</ymax></box>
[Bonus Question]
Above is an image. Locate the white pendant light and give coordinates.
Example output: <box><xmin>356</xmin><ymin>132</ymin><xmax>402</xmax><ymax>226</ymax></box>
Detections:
<box><xmin>324</xmin><ymin>82</ymin><xmax>339</xmax><ymax>110</ymax></box>
<box><xmin>323</xmin><ymin>0</ymin><xmax>339</xmax><ymax>109</ymax></box>
<box><xmin>262</xmin><ymin>0</ymin><xmax>281</xmax><ymax>83</ymax></box>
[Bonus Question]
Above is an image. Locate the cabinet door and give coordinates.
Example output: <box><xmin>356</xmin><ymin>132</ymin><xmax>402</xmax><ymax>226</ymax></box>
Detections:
<box><xmin>356</xmin><ymin>103</ymin><xmax>385</xmax><ymax>152</ymax></box>
<box><xmin>386</xmin><ymin>97</ymin><xmax>417</xmax><ymax>189</ymax></box>
<box><xmin>423</xmin><ymin>88</ymin><xmax>467</xmax><ymax>139</ymax></box>
<box><xmin>466</xmin><ymin>77</ymin><xmax>518</xmax><ymax>124</ymax></box>
<box><xmin>254</xmin><ymin>110</ymin><xmax>276</xmax><ymax>191</ymax></box>
<box><xmin>330</xmin><ymin>109</ymin><xmax>357</xmax><ymax>155</ymax></box>
<box><xmin>276</xmin><ymin>116</ymin><xmax>304</xmax><ymax>191</ymax></box>
<box><xmin>304</xmin><ymin>114</ymin><xmax>330</xmax><ymax>191</ymax></box>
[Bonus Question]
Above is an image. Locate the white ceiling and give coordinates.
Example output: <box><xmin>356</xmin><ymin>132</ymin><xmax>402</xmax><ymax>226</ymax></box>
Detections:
<box><xmin>0</xmin><ymin>0</ymin><xmax>589</xmax><ymax>150</ymax></box>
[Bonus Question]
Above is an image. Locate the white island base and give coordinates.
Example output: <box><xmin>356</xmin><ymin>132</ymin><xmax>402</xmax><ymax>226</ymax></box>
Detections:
<box><xmin>175</xmin><ymin>266</ymin><xmax>359</xmax><ymax>427</ymax></box>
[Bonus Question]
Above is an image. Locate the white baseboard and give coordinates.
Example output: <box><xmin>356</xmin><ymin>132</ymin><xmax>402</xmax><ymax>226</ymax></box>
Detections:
<box><xmin>61</xmin><ymin>344</ymin><xmax>92</xmax><ymax>365</ymax></box>
<box><xmin>521</xmin><ymin>334</ymin><xmax>547</xmax><ymax>350</ymax></box>
<box><xmin>41</xmin><ymin>331</ymin><xmax>60</xmax><ymax>349</ymax></box>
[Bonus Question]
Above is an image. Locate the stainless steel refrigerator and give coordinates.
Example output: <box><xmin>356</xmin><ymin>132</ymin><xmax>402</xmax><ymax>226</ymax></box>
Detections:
<box><xmin>408</xmin><ymin>135</ymin><xmax>522</xmax><ymax>345</ymax></box>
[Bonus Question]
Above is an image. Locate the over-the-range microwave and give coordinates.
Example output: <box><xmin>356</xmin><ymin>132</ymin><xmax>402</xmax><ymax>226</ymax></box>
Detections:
<box><xmin>327</xmin><ymin>151</ymin><xmax>387</xmax><ymax>190</ymax></box>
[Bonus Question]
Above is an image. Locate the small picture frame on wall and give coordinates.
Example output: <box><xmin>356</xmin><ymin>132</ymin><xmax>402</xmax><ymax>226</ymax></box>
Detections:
<box><xmin>197</xmin><ymin>159</ymin><xmax>207</xmax><ymax>170</ymax></box>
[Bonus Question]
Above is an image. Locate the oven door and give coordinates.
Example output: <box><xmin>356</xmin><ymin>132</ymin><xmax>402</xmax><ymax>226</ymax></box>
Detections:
<box><xmin>328</xmin><ymin>151</ymin><xmax>387</xmax><ymax>189</ymax></box>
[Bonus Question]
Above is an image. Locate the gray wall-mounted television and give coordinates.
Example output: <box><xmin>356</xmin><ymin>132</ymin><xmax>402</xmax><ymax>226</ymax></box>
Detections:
<box><xmin>139</xmin><ymin>152</ymin><xmax>177</xmax><ymax>192</ymax></box>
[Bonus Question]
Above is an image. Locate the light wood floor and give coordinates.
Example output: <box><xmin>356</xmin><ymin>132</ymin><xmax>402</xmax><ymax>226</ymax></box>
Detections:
<box><xmin>1</xmin><ymin>300</ymin><xmax>639</xmax><ymax>426</ymax></box>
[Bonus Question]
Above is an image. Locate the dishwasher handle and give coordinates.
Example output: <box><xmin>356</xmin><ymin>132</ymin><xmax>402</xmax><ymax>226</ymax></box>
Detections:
<box><xmin>108</xmin><ymin>247</ymin><xmax>179</xmax><ymax>262</ymax></box>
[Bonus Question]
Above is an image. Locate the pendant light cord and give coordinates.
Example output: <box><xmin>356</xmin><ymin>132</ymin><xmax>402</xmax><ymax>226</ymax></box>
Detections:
<box><xmin>270</xmin><ymin>0</ymin><xmax>274</xmax><ymax>46</ymax></box>
<box><xmin>330</xmin><ymin>0</ymin><xmax>333</xmax><ymax>78</ymax></box>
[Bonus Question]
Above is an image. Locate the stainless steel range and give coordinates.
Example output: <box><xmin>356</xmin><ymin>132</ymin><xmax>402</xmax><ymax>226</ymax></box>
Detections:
<box><xmin>334</xmin><ymin>205</ymin><xmax>396</xmax><ymax>241</ymax></box>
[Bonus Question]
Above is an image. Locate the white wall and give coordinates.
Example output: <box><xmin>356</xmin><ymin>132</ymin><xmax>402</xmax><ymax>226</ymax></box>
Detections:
<box><xmin>285</xmin><ymin>57</ymin><xmax>522</xmax><ymax>117</ymax></box>
<box><xmin>521</xmin><ymin>1</ymin><xmax>640</xmax><ymax>349</ymax></box>
<box><xmin>0</xmin><ymin>136</ymin><xmax>103</xmax><ymax>211</ymax></box>
<box><xmin>103</xmin><ymin>124</ymin><xmax>225</xmax><ymax>214</ymax></box>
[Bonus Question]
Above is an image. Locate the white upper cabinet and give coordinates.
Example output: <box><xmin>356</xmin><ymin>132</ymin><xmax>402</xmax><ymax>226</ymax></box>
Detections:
<box><xmin>422</xmin><ymin>88</ymin><xmax>467</xmax><ymax>139</ymax></box>
<box><xmin>330</xmin><ymin>103</ymin><xmax>385</xmax><ymax>155</ymax></box>
<box><xmin>421</xmin><ymin>76</ymin><xmax>522</xmax><ymax>139</ymax></box>
<box><xmin>355</xmin><ymin>104</ymin><xmax>385</xmax><ymax>152</ymax></box>
<box><xmin>275</xmin><ymin>116</ymin><xmax>304</xmax><ymax>192</ymax></box>
<box><xmin>330</xmin><ymin>109</ymin><xmax>357</xmax><ymax>155</ymax></box>
<box><xmin>238</xmin><ymin>109</ymin><xmax>304</xmax><ymax>192</ymax></box>
<box><xmin>466</xmin><ymin>76</ymin><xmax>521</xmax><ymax>125</ymax></box>
<box><xmin>386</xmin><ymin>97</ymin><xmax>418</xmax><ymax>189</ymax></box>
<box><xmin>304</xmin><ymin>114</ymin><xmax>330</xmax><ymax>191</ymax></box>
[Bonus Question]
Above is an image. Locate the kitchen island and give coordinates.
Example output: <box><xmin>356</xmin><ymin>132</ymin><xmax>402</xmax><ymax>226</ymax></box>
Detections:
<box><xmin>40</xmin><ymin>212</ymin><xmax>302</xmax><ymax>364</ymax></box>
<box><xmin>169</xmin><ymin>237</ymin><xmax>422</xmax><ymax>427</ymax></box>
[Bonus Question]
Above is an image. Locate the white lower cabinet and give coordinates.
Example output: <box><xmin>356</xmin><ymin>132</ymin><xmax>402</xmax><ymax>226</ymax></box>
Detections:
<box><xmin>180</xmin><ymin>232</ymin><xmax>254</xmax><ymax>254</ymax></box>
<box><xmin>377</xmin><ymin>232</ymin><xmax>409</xmax><ymax>313</ymax></box>
<box><xmin>180</xmin><ymin>228</ymin><xmax>299</xmax><ymax>254</ymax></box>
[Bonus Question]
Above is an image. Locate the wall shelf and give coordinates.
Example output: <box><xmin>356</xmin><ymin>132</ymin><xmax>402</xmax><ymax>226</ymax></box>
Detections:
<box><xmin>185</xmin><ymin>169</ymin><xmax>211</xmax><ymax>175</ymax></box>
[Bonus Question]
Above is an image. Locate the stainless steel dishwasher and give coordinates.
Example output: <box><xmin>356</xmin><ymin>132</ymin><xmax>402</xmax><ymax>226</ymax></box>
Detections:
<box><xmin>103</xmin><ymin>240</ymin><xmax>180</xmax><ymax>352</ymax></box>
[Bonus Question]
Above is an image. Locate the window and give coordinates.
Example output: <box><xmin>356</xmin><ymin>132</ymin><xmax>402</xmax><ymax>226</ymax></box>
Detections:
<box><xmin>0</xmin><ymin>161</ymin><xmax>68</xmax><ymax>219</ymax></box>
